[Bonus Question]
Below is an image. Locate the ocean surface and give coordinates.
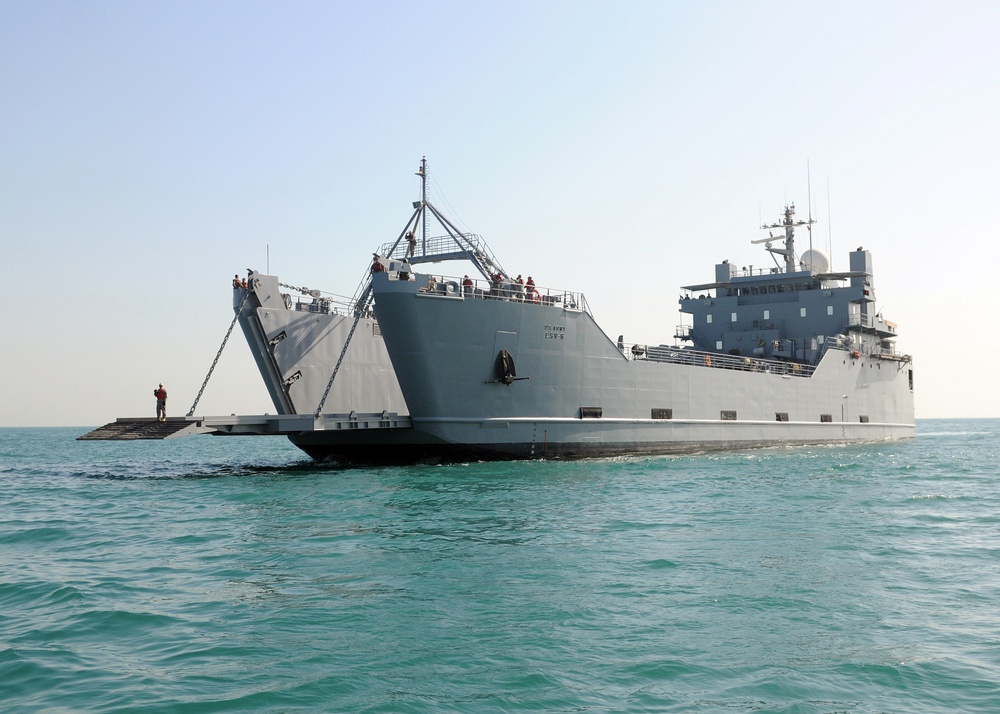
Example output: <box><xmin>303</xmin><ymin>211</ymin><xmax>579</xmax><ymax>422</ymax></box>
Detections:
<box><xmin>1</xmin><ymin>420</ymin><xmax>998</xmax><ymax>713</ymax></box>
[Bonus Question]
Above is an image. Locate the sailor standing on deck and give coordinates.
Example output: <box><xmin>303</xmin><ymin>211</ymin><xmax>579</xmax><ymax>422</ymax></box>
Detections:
<box><xmin>406</xmin><ymin>230</ymin><xmax>417</xmax><ymax>258</ymax></box>
<box><xmin>154</xmin><ymin>384</ymin><xmax>167</xmax><ymax>422</ymax></box>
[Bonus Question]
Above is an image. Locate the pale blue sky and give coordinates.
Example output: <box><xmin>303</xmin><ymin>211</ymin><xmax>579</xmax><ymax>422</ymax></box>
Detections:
<box><xmin>2</xmin><ymin>1</ymin><xmax>998</xmax><ymax>426</ymax></box>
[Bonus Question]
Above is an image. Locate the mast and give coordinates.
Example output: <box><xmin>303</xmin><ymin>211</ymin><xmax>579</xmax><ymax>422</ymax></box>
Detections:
<box><xmin>757</xmin><ymin>203</ymin><xmax>815</xmax><ymax>274</ymax></box>
<box><xmin>806</xmin><ymin>160</ymin><xmax>814</xmax><ymax>260</ymax></box>
<box><xmin>417</xmin><ymin>156</ymin><xmax>428</xmax><ymax>254</ymax></box>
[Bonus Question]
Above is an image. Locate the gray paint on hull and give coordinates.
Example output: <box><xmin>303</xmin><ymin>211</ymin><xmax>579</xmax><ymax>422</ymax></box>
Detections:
<box><xmin>372</xmin><ymin>273</ymin><xmax>915</xmax><ymax>455</ymax></box>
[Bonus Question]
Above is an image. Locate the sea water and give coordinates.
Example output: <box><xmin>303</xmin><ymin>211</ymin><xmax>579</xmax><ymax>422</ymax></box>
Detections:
<box><xmin>1</xmin><ymin>420</ymin><xmax>998</xmax><ymax>713</ymax></box>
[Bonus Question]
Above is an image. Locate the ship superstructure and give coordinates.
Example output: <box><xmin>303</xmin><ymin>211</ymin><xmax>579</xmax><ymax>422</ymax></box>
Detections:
<box><xmin>677</xmin><ymin>204</ymin><xmax>904</xmax><ymax>367</ymax></box>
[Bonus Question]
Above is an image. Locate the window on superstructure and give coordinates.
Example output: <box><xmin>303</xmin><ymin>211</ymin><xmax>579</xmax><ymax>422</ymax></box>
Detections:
<box><xmin>800</xmin><ymin>308</ymin><xmax>807</xmax><ymax>318</ymax></box>
<box><xmin>827</xmin><ymin>305</ymin><xmax>834</xmax><ymax>316</ymax></box>
<box><xmin>716</xmin><ymin>341</ymin><xmax>723</xmax><ymax>350</ymax></box>
<box><xmin>731</xmin><ymin>312</ymin><xmax>737</xmax><ymax>322</ymax></box>
<box><xmin>707</xmin><ymin>314</ymin><xmax>713</xmax><ymax>324</ymax></box>
<box><xmin>763</xmin><ymin>309</ymin><xmax>770</xmax><ymax>320</ymax></box>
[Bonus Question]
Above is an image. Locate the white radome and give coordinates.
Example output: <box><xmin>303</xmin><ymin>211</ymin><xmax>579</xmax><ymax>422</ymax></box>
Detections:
<box><xmin>800</xmin><ymin>248</ymin><xmax>829</xmax><ymax>273</ymax></box>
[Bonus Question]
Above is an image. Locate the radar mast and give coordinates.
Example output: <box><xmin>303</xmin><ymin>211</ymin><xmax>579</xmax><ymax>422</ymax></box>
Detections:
<box><xmin>754</xmin><ymin>203</ymin><xmax>816</xmax><ymax>273</ymax></box>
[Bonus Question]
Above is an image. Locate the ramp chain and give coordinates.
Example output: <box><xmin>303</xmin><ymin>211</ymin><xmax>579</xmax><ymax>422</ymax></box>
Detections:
<box><xmin>187</xmin><ymin>285</ymin><xmax>254</xmax><ymax>417</ymax></box>
<box><xmin>314</xmin><ymin>286</ymin><xmax>372</xmax><ymax>418</ymax></box>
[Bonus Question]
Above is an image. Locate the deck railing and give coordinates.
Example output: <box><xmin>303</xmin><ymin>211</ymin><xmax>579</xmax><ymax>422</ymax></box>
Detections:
<box><xmin>378</xmin><ymin>232</ymin><xmax>499</xmax><ymax>268</ymax></box>
<box><xmin>620</xmin><ymin>342</ymin><xmax>817</xmax><ymax>377</ymax></box>
<box><xmin>402</xmin><ymin>272</ymin><xmax>591</xmax><ymax>316</ymax></box>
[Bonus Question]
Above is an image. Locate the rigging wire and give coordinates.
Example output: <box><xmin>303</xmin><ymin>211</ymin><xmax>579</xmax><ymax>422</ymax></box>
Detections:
<box><xmin>427</xmin><ymin>172</ymin><xmax>472</xmax><ymax>236</ymax></box>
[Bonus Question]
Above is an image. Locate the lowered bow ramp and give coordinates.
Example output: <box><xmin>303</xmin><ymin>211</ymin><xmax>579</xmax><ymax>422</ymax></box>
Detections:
<box><xmin>78</xmin><ymin>413</ymin><xmax>413</xmax><ymax>441</ymax></box>
<box><xmin>78</xmin><ymin>418</ymin><xmax>217</xmax><ymax>440</ymax></box>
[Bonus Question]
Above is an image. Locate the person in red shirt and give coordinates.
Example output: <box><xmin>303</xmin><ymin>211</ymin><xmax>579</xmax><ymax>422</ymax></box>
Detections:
<box><xmin>154</xmin><ymin>384</ymin><xmax>167</xmax><ymax>422</ymax></box>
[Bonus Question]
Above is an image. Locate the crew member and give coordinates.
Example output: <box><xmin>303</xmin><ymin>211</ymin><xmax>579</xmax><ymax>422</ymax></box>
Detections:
<box><xmin>233</xmin><ymin>274</ymin><xmax>242</xmax><ymax>288</ymax></box>
<box><xmin>526</xmin><ymin>276</ymin><xmax>539</xmax><ymax>303</ymax></box>
<box><xmin>153</xmin><ymin>384</ymin><xmax>167</xmax><ymax>422</ymax></box>
<box><xmin>462</xmin><ymin>274</ymin><xmax>473</xmax><ymax>296</ymax></box>
<box><xmin>406</xmin><ymin>230</ymin><xmax>417</xmax><ymax>258</ymax></box>
<box><xmin>371</xmin><ymin>254</ymin><xmax>385</xmax><ymax>273</ymax></box>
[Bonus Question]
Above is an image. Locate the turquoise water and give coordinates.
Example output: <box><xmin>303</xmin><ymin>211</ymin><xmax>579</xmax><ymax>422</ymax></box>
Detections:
<box><xmin>1</xmin><ymin>420</ymin><xmax>998</xmax><ymax>713</ymax></box>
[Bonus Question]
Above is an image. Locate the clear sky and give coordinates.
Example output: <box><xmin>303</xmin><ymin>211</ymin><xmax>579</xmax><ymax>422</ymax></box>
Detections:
<box><xmin>2</xmin><ymin>0</ymin><xmax>998</xmax><ymax>427</ymax></box>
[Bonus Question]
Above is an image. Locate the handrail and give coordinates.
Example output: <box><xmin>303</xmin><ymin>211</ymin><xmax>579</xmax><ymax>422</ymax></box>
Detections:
<box><xmin>397</xmin><ymin>271</ymin><xmax>591</xmax><ymax>316</ymax></box>
<box><xmin>619</xmin><ymin>341</ymin><xmax>818</xmax><ymax>377</ymax></box>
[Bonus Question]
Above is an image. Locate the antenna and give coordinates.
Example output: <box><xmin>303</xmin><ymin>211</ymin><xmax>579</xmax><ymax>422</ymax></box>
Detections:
<box><xmin>826</xmin><ymin>176</ymin><xmax>833</xmax><ymax>271</ymax></box>
<box><xmin>806</xmin><ymin>159</ymin><xmax>814</xmax><ymax>260</ymax></box>
<box><xmin>417</xmin><ymin>156</ymin><xmax>428</xmax><ymax>251</ymax></box>
<box><xmin>266</xmin><ymin>243</ymin><xmax>270</xmax><ymax>273</ymax></box>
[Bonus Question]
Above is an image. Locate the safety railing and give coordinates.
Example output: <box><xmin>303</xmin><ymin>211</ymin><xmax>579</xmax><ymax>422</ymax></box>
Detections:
<box><xmin>619</xmin><ymin>341</ymin><xmax>817</xmax><ymax>378</ymax></box>
<box><xmin>378</xmin><ymin>232</ymin><xmax>498</xmax><ymax>267</ymax></box>
<box><xmin>401</xmin><ymin>272</ymin><xmax>591</xmax><ymax>316</ymax></box>
<box><xmin>276</xmin><ymin>289</ymin><xmax>359</xmax><ymax>317</ymax></box>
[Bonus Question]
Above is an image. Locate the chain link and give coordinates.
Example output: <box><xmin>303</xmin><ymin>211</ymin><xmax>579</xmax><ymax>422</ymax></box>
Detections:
<box><xmin>187</xmin><ymin>285</ymin><xmax>254</xmax><ymax>417</ymax></box>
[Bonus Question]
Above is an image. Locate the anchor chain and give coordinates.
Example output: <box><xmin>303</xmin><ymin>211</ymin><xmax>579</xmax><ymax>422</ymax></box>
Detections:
<box><xmin>278</xmin><ymin>281</ymin><xmax>318</xmax><ymax>295</ymax></box>
<box><xmin>187</xmin><ymin>285</ymin><xmax>254</xmax><ymax>417</ymax></box>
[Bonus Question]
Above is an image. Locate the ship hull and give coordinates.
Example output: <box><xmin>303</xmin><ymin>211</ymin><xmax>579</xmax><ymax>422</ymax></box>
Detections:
<box><xmin>370</xmin><ymin>273</ymin><xmax>915</xmax><ymax>460</ymax></box>
<box><xmin>287</xmin><ymin>420</ymin><xmax>911</xmax><ymax>464</ymax></box>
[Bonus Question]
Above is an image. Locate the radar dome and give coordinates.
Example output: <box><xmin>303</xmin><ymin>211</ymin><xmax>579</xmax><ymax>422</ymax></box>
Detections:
<box><xmin>800</xmin><ymin>248</ymin><xmax>829</xmax><ymax>273</ymax></box>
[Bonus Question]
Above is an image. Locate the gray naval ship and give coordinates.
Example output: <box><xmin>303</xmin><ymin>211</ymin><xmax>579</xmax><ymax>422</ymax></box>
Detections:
<box><xmin>369</xmin><ymin>203</ymin><xmax>915</xmax><ymax>460</ymax></box>
<box><xmin>232</xmin><ymin>158</ymin><xmax>512</xmax><ymax>462</ymax></box>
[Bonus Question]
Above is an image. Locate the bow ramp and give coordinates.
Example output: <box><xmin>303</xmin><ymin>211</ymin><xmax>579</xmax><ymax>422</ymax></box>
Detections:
<box><xmin>77</xmin><ymin>413</ymin><xmax>413</xmax><ymax>441</ymax></box>
<box><xmin>78</xmin><ymin>418</ymin><xmax>215</xmax><ymax>440</ymax></box>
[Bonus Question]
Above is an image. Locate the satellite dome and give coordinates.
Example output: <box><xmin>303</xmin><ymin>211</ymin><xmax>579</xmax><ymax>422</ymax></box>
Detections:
<box><xmin>800</xmin><ymin>248</ymin><xmax>829</xmax><ymax>273</ymax></box>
